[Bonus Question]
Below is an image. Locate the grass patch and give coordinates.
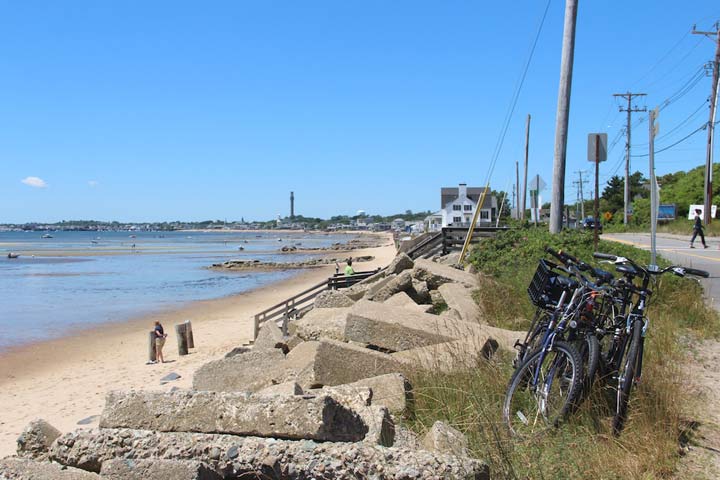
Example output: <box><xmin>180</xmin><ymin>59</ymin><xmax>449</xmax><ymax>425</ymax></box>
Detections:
<box><xmin>404</xmin><ymin>226</ymin><xmax>719</xmax><ymax>479</ymax></box>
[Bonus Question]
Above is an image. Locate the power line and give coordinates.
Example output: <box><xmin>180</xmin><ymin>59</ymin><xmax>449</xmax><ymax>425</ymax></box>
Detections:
<box><xmin>632</xmin><ymin>122</ymin><xmax>708</xmax><ymax>157</ymax></box>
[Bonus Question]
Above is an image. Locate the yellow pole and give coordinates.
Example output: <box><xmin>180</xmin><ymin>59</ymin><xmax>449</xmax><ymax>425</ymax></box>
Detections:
<box><xmin>459</xmin><ymin>181</ymin><xmax>491</xmax><ymax>263</ymax></box>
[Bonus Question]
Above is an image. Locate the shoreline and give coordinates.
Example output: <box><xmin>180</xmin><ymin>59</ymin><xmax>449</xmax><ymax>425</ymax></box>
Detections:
<box><xmin>0</xmin><ymin>233</ymin><xmax>395</xmax><ymax>457</ymax></box>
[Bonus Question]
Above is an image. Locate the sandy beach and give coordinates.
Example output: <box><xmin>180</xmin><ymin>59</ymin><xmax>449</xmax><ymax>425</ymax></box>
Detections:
<box><xmin>0</xmin><ymin>232</ymin><xmax>396</xmax><ymax>457</ymax></box>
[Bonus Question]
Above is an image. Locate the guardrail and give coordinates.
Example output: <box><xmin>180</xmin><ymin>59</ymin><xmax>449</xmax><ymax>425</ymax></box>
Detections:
<box><xmin>252</xmin><ymin>269</ymin><xmax>379</xmax><ymax>338</ymax></box>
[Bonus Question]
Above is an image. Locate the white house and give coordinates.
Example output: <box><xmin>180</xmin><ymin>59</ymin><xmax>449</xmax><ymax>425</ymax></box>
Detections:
<box><xmin>439</xmin><ymin>184</ymin><xmax>497</xmax><ymax>228</ymax></box>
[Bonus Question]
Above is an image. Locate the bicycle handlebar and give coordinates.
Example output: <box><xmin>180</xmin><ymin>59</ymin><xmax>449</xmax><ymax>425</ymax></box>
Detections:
<box><xmin>594</xmin><ymin>251</ymin><xmax>710</xmax><ymax>279</ymax></box>
<box><xmin>593</xmin><ymin>252</ymin><xmax>616</xmax><ymax>261</ymax></box>
<box><xmin>678</xmin><ymin>267</ymin><xmax>710</xmax><ymax>278</ymax></box>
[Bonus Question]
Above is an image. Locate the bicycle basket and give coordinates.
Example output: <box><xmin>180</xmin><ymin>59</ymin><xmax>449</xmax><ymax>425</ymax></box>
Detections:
<box><xmin>527</xmin><ymin>259</ymin><xmax>570</xmax><ymax>307</ymax></box>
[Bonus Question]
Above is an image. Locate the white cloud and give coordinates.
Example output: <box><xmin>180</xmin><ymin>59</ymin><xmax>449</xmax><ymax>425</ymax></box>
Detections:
<box><xmin>21</xmin><ymin>176</ymin><xmax>48</xmax><ymax>188</ymax></box>
<box><xmin>88</xmin><ymin>180</ymin><xmax>99</xmax><ymax>187</ymax></box>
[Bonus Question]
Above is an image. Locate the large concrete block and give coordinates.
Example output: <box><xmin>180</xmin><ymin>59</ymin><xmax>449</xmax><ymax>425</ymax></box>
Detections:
<box><xmin>293</xmin><ymin>307</ymin><xmax>350</xmax><ymax>341</ymax></box>
<box><xmin>16</xmin><ymin>419</ymin><xmax>61</xmax><ymax>460</ymax></box>
<box><xmin>255</xmin><ymin>381</ymin><xmax>303</xmax><ymax>396</ymax></box>
<box><xmin>345</xmin><ymin>312</ymin><xmax>453</xmax><ymax>352</ymax></box>
<box><xmin>412</xmin><ymin>258</ymin><xmax>478</xmax><ymax>289</ymax></box>
<box><xmin>311</xmin><ymin>339</ymin><xmax>412</xmax><ymax>386</ymax></box>
<box><xmin>192</xmin><ymin>348</ymin><xmax>287</xmax><ymax>392</ymax></box>
<box><xmin>50</xmin><ymin>429</ymin><xmax>490</xmax><ymax>479</ymax></box>
<box><xmin>100</xmin><ymin>459</ymin><xmax>221</xmax><ymax>480</ymax></box>
<box><xmin>386</xmin><ymin>252</ymin><xmax>414</xmax><ymax>275</ymax></box>
<box><xmin>383</xmin><ymin>291</ymin><xmax>433</xmax><ymax>313</ymax></box>
<box><xmin>438</xmin><ymin>283</ymin><xmax>481</xmax><ymax>324</ymax></box>
<box><xmin>328</xmin><ymin>373</ymin><xmax>412</xmax><ymax>414</ymax></box>
<box><xmin>409</xmin><ymin>279</ymin><xmax>431</xmax><ymax>304</ymax></box>
<box><xmin>313</xmin><ymin>289</ymin><xmax>355</xmax><ymax>308</ymax></box>
<box><xmin>253</xmin><ymin>320</ymin><xmax>284</xmax><ymax>350</ymax></box>
<box><xmin>392</xmin><ymin>336</ymin><xmax>499</xmax><ymax>372</ymax></box>
<box><xmin>422</xmin><ymin>421</ymin><xmax>469</xmax><ymax>457</ymax></box>
<box><xmin>366</xmin><ymin>271</ymin><xmax>413</xmax><ymax>302</ymax></box>
<box><xmin>347</xmin><ymin>299</ymin><xmax>479</xmax><ymax>341</ymax></box>
<box><xmin>100</xmin><ymin>390</ymin><xmax>370</xmax><ymax>442</ymax></box>
<box><xmin>0</xmin><ymin>457</ymin><xmax>99</xmax><ymax>479</ymax></box>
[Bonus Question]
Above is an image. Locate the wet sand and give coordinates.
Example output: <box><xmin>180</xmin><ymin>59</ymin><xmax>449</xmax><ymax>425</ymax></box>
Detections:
<box><xmin>0</xmin><ymin>233</ymin><xmax>395</xmax><ymax>457</ymax></box>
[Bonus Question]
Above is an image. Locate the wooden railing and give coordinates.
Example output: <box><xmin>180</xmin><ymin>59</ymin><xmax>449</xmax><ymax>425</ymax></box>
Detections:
<box><xmin>252</xmin><ymin>269</ymin><xmax>379</xmax><ymax>339</ymax></box>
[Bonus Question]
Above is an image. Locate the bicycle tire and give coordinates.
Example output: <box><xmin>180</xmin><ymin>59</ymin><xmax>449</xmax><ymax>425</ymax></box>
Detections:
<box><xmin>577</xmin><ymin>333</ymin><xmax>600</xmax><ymax>399</ymax></box>
<box><xmin>503</xmin><ymin>340</ymin><xmax>584</xmax><ymax>436</ymax></box>
<box><xmin>612</xmin><ymin>318</ymin><xmax>643</xmax><ymax>435</ymax></box>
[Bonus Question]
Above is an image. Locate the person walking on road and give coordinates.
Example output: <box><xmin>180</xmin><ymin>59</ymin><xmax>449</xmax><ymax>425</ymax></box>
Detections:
<box><xmin>690</xmin><ymin>208</ymin><xmax>709</xmax><ymax>249</ymax></box>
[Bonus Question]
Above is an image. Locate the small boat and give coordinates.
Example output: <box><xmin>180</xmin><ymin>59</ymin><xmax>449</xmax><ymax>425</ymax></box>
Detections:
<box><xmin>129</xmin><ymin>235</ymin><xmax>137</xmax><ymax>238</ymax></box>
<box><xmin>91</xmin><ymin>240</ymin><xmax>99</xmax><ymax>245</ymax></box>
<box><xmin>7</xmin><ymin>252</ymin><xmax>19</xmax><ymax>259</ymax></box>
<box><xmin>41</xmin><ymin>234</ymin><xmax>53</xmax><ymax>239</ymax></box>
<box><xmin>238</xmin><ymin>246</ymin><xmax>245</xmax><ymax>251</ymax></box>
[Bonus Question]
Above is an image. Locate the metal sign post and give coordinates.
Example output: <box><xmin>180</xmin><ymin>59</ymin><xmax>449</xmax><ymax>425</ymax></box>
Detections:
<box><xmin>588</xmin><ymin>133</ymin><xmax>607</xmax><ymax>249</ymax></box>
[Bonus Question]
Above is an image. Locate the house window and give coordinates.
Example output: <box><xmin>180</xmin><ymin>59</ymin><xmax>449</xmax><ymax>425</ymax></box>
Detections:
<box><xmin>463</xmin><ymin>205</ymin><xmax>472</xmax><ymax>211</ymax></box>
<box><xmin>453</xmin><ymin>205</ymin><xmax>461</xmax><ymax>211</ymax></box>
<box><xmin>480</xmin><ymin>210</ymin><xmax>489</xmax><ymax>220</ymax></box>
<box><xmin>453</xmin><ymin>216</ymin><xmax>462</xmax><ymax>223</ymax></box>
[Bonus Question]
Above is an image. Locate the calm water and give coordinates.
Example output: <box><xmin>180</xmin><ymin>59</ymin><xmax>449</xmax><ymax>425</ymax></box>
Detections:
<box><xmin>0</xmin><ymin>230</ymin><xmax>353</xmax><ymax>351</ymax></box>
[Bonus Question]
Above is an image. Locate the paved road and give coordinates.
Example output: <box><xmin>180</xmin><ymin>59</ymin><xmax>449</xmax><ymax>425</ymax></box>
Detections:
<box><xmin>603</xmin><ymin>233</ymin><xmax>720</xmax><ymax>312</ymax></box>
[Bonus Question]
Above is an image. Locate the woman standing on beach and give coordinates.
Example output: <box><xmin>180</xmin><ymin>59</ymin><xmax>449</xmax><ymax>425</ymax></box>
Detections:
<box><xmin>154</xmin><ymin>321</ymin><xmax>167</xmax><ymax>363</ymax></box>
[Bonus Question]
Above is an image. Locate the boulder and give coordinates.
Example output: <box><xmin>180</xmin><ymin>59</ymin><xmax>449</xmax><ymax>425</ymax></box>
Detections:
<box><xmin>422</xmin><ymin>421</ymin><xmax>469</xmax><ymax>457</ymax></box>
<box><xmin>438</xmin><ymin>283</ymin><xmax>481</xmax><ymax>324</ymax></box>
<box><xmin>99</xmin><ymin>459</ymin><xmax>221</xmax><ymax>480</ymax></box>
<box><xmin>193</xmin><ymin>348</ymin><xmax>287</xmax><ymax>392</ymax></box>
<box><xmin>100</xmin><ymin>390</ymin><xmax>371</xmax><ymax>443</ymax></box>
<box><xmin>366</xmin><ymin>271</ymin><xmax>414</xmax><ymax>302</ymax></box>
<box><xmin>436</xmin><ymin>252</ymin><xmax>461</xmax><ymax>266</ymax></box>
<box><xmin>363</xmin><ymin>274</ymin><xmax>397</xmax><ymax>299</ymax></box>
<box><xmin>440</xmin><ymin>308</ymin><xmax>463</xmax><ymax>322</ymax></box>
<box><xmin>313</xmin><ymin>290</ymin><xmax>355</xmax><ymax>308</ymax></box>
<box><xmin>0</xmin><ymin>457</ymin><xmax>99</xmax><ymax>479</ymax></box>
<box><xmin>255</xmin><ymin>381</ymin><xmax>303</xmax><ymax>396</ymax></box>
<box><xmin>16</xmin><ymin>419</ymin><xmax>61</xmax><ymax>460</ymax></box>
<box><xmin>412</xmin><ymin>258</ymin><xmax>478</xmax><ymax>289</ymax></box>
<box><xmin>284</xmin><ymin>334</ymin><xmax>304</xmax><ymax>351</ymax></box>
<box><xmin>386</xmin><ymin>253</ymin><xmax>414</xmax><ymax>275</ymax></box>
<box><xmin>49</xmin><ymin>429</ymin><xmax>490</xmax><ymax>479</ymax></box>
<box><xmin>293</xmin><ymin>307</ymin><xmax>350</xmax><ymax>341</ymax></box>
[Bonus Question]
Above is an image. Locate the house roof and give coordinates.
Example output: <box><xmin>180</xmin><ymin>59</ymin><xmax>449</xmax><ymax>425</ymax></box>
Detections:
<box><xmin>441</xmin><ymin>187</ymin><xmax>495</xmax><ymax>209</ymax></box>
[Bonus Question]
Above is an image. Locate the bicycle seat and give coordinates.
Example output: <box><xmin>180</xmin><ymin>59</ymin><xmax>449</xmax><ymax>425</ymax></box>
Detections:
<box><xmin>616</xmin><ymin>264</ymin><xmax>639</xmax><ymax>277</ymax></box>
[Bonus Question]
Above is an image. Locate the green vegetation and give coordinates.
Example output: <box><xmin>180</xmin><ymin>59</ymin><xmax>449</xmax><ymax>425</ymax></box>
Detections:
<box><xmin>405</xmin><ymin>226</ymin><xmax>719</xmax><ymax>479</ymax></box>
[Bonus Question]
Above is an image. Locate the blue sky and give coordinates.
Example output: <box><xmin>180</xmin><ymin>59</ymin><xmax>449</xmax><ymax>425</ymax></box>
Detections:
<box><xmin>1</xmin><ymin>1</ymin><xmax>718</xmax><ymax>222</ymax></box>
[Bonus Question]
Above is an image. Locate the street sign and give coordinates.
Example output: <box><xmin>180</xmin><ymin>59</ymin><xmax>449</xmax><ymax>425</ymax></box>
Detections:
<box><xmin>587</xmin><ymin>133</ymin><xmax>608</xmax><ymax>163</ymax></box>
<box><xmin>529</xmin><ymin>176</ymin><xmax>546</xmax><ymax>191</ymax></box>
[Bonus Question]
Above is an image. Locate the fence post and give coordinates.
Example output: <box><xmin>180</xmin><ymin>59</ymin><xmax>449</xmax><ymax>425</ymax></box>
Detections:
<box><xmin>148</xmin><ymin>331</ymin><xmax>157</xmax><ymax>363</ymax></box>
<box><xmin>253</xmin><ymin>315</ymin><xmax>260</xmax><ymax>341</ymax></box>
<box><xmin>175</xmin><ymin>323</ymin><xmax>188</xmax><ymax>356</ymax></box>
<box><xmin>185</xmin><ymin>320</ymin><xmax>194</xmax><ymax>349</ymax></box>
<box><xmin>282</xmin><ymin>314</ymin><xmax>289</xmax><ymax>336</ymax></box>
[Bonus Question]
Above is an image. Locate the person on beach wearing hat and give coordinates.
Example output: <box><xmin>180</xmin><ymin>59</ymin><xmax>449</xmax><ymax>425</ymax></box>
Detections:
<box><xmin>690</xmin><ymin>208</ymin><xmax>709</xmax><ymax>249</ymax></box>
<box><xmin>153</xmin><ymin>321</ymin><xmax>167</xmax><ymax>363</ymax></box>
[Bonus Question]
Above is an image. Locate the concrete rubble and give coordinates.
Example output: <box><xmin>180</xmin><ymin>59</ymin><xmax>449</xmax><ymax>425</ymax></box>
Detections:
<box><xmin>48</xmin><ymin>429</ymin><xmax>490</xmax><ymax>479</ymax></box>
<box><xmin>313</xmin><ymin>290</ymin><xmax>355</xmax><ymax>308</ymax></box>
<box><xmin>99</xmin><ymin>458</ymin><xmax>222</xmax><ymax>480</ymax></box>
<box><xmin>16</xmin><ymin>418</ymin><xmax>61</xmax><ymax>461</ymax></box>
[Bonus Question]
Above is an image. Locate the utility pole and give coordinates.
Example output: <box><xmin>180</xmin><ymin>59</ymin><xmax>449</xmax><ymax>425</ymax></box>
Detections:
<box><xmin>692</xmin><ymin>22</ymin><xmax>720</xmax><ymax>225</ymax></box>
<box><xmin>522</xmin><ymin>114</ymin><xmax>531</xmax><ymax>221</ymax></box>
<box><xmin>649</xmin><ymin>107</ymin><xmax>659</xmax><ymax>269</ymax></box>
<box><xmin>613</xmin><ymin>92</ymin><xmax>647</xmax><ymax>225</ymax></box>
<box><xmin>572</xmin><ymin>170</ymin><xmax>588</xmax><ymax>223</ymax></box>
<box><xmin>515</xmin><ymin>161</ymin><xmax>520</xmax><ymax>219</ymax></box>
<box><xmin>550</xmin><ymin>0</ymin><xmax>579</xmax><ymax>234</ymax></box>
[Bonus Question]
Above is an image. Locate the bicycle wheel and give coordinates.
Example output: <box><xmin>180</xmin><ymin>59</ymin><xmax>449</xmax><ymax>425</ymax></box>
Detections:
<box><xmin>612</xmin><ymin>318</ymin><xmax>642</xmax><ymax>435</ymax></box>
<box><xmin>503</xmin><ymin>341</ymin><xmax>583</xmax><ymax>436</ymax></box>
<box><xmin>576</xmin><ymin>332</ymin><xmax>600</xmax><ymax>398</ymax></box>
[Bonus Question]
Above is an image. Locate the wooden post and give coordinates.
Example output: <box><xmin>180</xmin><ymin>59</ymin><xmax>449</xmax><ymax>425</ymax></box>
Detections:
<box><xmin>175</xmin><ymin>323</ymin><xmax>188</xmax><ymax>356</ymax></box>
<box><xmin>184</xmin><ymin>320</ymin><xmax>194</xmax><ymax>349</ymax></box>
<box><xmin>253</xmin><ymin>316</ymin><xmax>260</xmax><ymax>341</ymax></box>
<box><xmin>148</xmin><ymin>331</ymin><xmax>157</xmax><ymax>363</ymax></box>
